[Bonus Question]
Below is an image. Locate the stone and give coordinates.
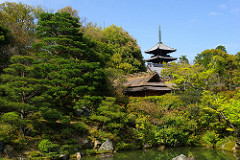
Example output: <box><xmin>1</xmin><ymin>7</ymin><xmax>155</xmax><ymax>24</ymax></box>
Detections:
<box><xmin>234</xmin><ymin>143</ymin><xmax>240</xmax><ymax>149</ymax></box>
<box><xmin>94</xmin><ymin>139</ymin><xmax>102</xmax><ymax>150</ymax></box>
<box><xmin>172</xmin><ymin>154</ymin><xmax>195</xmax><ymax>160</ymax></box>
<box><xmin>99</xmin><ymin>139</ymin><xmax>114</xmax><ymax>152</ymax></box>
<box><xmin>0</xmin><ymin>140</ymin><xmax>4</xmax><ymax>152</ymax></box>
<box><xmin>75</xmin><ymin>107</ymin><xmax>91</xmax><ymax>117</ymax></box>
<box><xmin>4</xmin><ymin>145</ymin><xmax>14</xmax><ymax>158</ymax></box>
<box><xmin>78</xmin><ymin>138</ymin><xmax>92</xmax><ymax>149</ymax></box>
<box><xmin>76</xmin><ymin>152</ymin><xmax>81</xmax><ymax>160</ymax></box>
<box><xmin>4</xmin><ymin>145</ymin><xmax>14</xmax><ymax>154</ymax></box>
<box><xmin>143</xmin><ymin>143</ymin><xmax>150</xmax><ymax>148</ymax></box>
<box><xmin>59</xmin><ymin>154</ymin><xmax>69</xmax><ymax>160</ymax></box>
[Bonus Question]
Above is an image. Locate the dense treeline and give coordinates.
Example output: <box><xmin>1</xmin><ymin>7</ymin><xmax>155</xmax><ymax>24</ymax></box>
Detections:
<box><xmin>0</xmin><ymin>2</ymin><xmax>240</xmax><ymax>159</ymax></box>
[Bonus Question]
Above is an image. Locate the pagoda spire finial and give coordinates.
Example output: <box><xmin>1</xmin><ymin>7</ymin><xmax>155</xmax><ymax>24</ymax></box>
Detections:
<box><xmin>159</xmin><ymin>25</ymin><xmax>162</xmax><ymax>43</ymax></box>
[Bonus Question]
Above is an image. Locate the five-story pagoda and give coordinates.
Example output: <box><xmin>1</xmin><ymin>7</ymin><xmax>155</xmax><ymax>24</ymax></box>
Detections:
<box><xmin>145</xmin><ymin>26</ymin><xmax>177</xmax><ymax>74</ymax></box>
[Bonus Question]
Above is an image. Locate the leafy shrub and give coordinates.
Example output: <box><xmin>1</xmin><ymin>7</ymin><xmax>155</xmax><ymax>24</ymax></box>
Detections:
<box><xmin>202</xmin><ymin>131</ymin><xmax>220</xmax><ymax>148</ymax></box>
<box><xmin>155</xmin><ymin>127</ymin><xmax>188</xmax><ymax>147</ymax></box>
<box><xmin>186</xmin><ymin>134</ymin><xmax>200</xmax><ymax>146</ymax></box>
<box><xmin>85</xmin><ymin>149</ymin><xmax>96</xmax><ymax>155</ymax></box>
<box><xmin>61</xmin><ymin>116</ymin><xmax>70</xmax><ymax>125</ymax></box>
<box><xmin>1</xmin><ymin>112</ymin><xmax>24</xmax><ymax>126</ymax></box>
<box><xmin>135</xmin><ymin>115</ymin><xmax>155</xmax><ymax>147</ymax></box>
<box><xmin>46</xmin><ymin>152</ymin><xmax>60</xmax><ymax>159</ymax></box>
<box><xmin>60</xmin><ymin>145</ymin><xmax>74</xmax><ymax>155</ymax></box>
<box><xmin>116</xmin><ymin>142</ymin><xmax>138</xmax><ymax>151</ymax></box>
<box><xmin>64</xmin><ymin>138</ymin><xmax>78</xmax><ymax>145</ymax></box>
<box><xmin>61</xmin><ymin>128</ymin><xmax>74</xmax><ymax>138</ymax></box>
<box><xmin>29</xmin><ymin>151</ymin><xmax>43</xmax><ymax>158</ymax></box>
<box><xmin>48</xmin><ymin>144</ymin><xmax>60</xmax><ymax>152</ymax></box>
<box><xmin>40</xmin><ymin>108</ymin><xmax>61</xmax><ymax>122</ymax></box>
<box><xmin>38</xmin><ymin>139</ymin><xmax>52</xmax><ymax>152</ymax></box>
<box><xmin>0</xmin><ymin>124</ymin><xmax>12</xmax><ymax>142</ymax></box>
<box><xmin>73</xmin><ymin>122</ymin><xmax>87</xmax><ymax>133</ymax></box>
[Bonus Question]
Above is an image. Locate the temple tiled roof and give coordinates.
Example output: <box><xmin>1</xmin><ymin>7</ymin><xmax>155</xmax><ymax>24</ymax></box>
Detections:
<box><xmin>145</xmin><ymin>42</ymin><xmax>176</xmax><ymax>54</ymax></box>
<box><xmin>123</xmin><ymin>72</ymin><xmax>171</xmax><ymax>92</ymax></box>
<box><xmin>145</xmin><ymin>55</ymin><xmax>177</xmax><ymax>62</ymax></box>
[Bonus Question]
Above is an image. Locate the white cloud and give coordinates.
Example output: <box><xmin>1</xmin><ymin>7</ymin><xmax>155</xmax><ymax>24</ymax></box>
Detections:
<box><xmin>208</xmin><ymin>11</ymin><xmax>221</xmax><ymax>16</ymax></box>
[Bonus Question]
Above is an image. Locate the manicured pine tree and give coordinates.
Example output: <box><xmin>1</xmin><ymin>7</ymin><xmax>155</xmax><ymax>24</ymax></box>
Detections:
<box><xmin>0</xmin><ymin>55</ymin><xmax>51</xmax><ymax>136</ymax></box>
<box><xmin>33</xmin><ymin>12</ymin><xmax>109</xmax><ymax>115</ymax></box>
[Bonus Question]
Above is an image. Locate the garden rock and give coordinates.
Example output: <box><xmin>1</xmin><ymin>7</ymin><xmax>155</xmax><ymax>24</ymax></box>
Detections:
<box><xmin>172</xmin><ymin>154</ymin><xmax>195</xmax><ymax>160</ymax></box>
<box><xmin>76</xmin><ymin>152</ymin><xmax>81</xmax><ymax>160</ymax></box>
<box><xmin>59</xmin><ymin>154</ymin><xmax>69</xmax><ymax>160</ymax></box>
<box><xmin>4</xmin><ymin>145</ymin><xmax>14</xmax><ymax>156</ymax></box>
<box><xmin>75</xmin><ymin>107</ymin><xmax>91</xmax><ymax>117</ymax></box>
<box><xmin>99</xmin><ymin>139</ymin><xmax>114</xmax><ymax>152</ymax></box>
<box><xmin>143</xmin><ymin>143</ymin><xmax>150</xmax><ymax>148</ymax></box>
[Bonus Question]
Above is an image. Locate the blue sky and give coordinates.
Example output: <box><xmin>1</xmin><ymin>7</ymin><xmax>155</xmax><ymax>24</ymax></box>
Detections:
<box><xmin>1</xmin><ymin>0</ymin><xmax>240</xmax><ymax>62</ymax></box>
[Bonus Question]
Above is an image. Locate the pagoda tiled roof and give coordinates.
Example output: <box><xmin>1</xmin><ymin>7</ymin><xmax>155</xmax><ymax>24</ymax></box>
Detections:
<box><xmin>145</xmin><ymin>42</ymin><xmax>176</xmax><ymax>54</ymax></box>
<box><xmin>145</xmin><ymin>55</ymin><xmax>177</xmax><ymax>62</ymax></box>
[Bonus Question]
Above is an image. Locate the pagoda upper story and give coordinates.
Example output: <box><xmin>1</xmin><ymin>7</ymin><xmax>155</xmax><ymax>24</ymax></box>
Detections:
<box><xmin>145</xmin><ymin>26</ymin><xmax>177</xmax><ymax>64</ymax></box>
<box><xmin>145</xmin><ymin>26</ymin><xmax>177</xmax><ymax>74</ymax></box>
<box><xmin>145</xmin><ymin>42</ymin><xmax>177</xmax><ymax>63</ymax></box>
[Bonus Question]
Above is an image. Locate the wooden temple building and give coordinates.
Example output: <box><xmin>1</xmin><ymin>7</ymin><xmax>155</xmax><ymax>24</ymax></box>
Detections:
<box><xmin>123</xmin><ymin>26</ymin><xmax>177</xmax><ymax>97</ymax></box>
<box><xmin>123</xmin><ymin>72</ymin><xmax>171</xmax><ymax>96</ymax></box>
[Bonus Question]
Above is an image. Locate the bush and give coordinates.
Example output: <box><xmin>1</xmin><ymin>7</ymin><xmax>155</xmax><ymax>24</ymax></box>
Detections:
<box><xmin>216</xmin><ymin>136</ymin><xmax>236</xmax><ymax>151</ymax></box>
<box><xmin>73</xmin><ymin>122</ymin><xmax>87</xmax><ymax>133</ymax></box>
<box><xmin>41</xmin><ymin>108</ymin><xmax>61</xmax><ymax>122</ymax></box>
<box><xmin>116</xmin><ymin>142</ymin><xmax>138</xmax><ymax>151</ymax></box>
<box><xmin>38</xmin><ymin>139</ymin><xmax>52</xmax><ymax>152</ymax></box>
<box><xmin>60</xmin><ymin>145</ymin><xmax>74</xmax><ymax>155</ymax></box>
<box><xmin>155</xmin><ymin>127</ymin><xmax>188</xmax><ymax>147</ymax></box>
<box><xmin>46</xmin><ymin>152</ymin><xmax>60</xmax><ymax>159</ymax></box>
<box><xmin>202</xmin><ymin>131</ymin><xmax>220</xmax><ymax>148</ymax></box>
<box><xmin>29</xmin><ymin>151</ymin><xmax>43</xmax><ymax>158</ymax></box>
<box><xmin>61</xmin><ymin>116</ymin><xmax>70</xmax><ymax>125</ymax></box>
<box><xmin>85</xmin><ymin>149</ymin><xmax>96</xmax><ymax>155</ymax></box>
<box><xmin>1</xmin><ymin>112</ymin><xmax>24</xmax><ymax>126</ymax></box>
<box><xmin>61</xmin><ymin>128</ymin><xmax>74</xmax><ymax>138</ymax></box>
<box><xmin>0</xmin><ymin>124</ymin><xmax>12</xmax><ymax>142</ymax></box>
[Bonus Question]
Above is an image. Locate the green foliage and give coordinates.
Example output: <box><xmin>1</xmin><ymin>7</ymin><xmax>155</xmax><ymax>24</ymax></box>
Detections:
<box><xmin>115</xmin><ymin>142</ymin><xmax>138</xmax><ymax>151</ymax></box>
<box><xmin>155</xmin><ymin>113</ymin><xmax>196</xmax><ymax>147</ymax></box>
<box><xmin>85</xmin><ymin>149</ymin><xmax>96</xmax><ymax>155</ymax></box>
<box><xmin>222</xmin><ymin>96</ymin><xmax>240</xmax><ymax>126</ymax></box>
<box><xmin>179</xmin><ymin>55</ymin><xmax>189</xmax><ymax>64</ymax></box>
<box><xmin>38</xmin><ymin>139</ymin><xmax>53</xmax><ymax>152</ymax></box>
<box><xmin>163</xmin><ymin>46</ymin><xmax>239</xmax><ymax>92</ymax></box>
<box><xmin>60</xmin><ymin>144</ymin><xmax>74</xmax><ymax>155</ymax></box>
<box><xmin>28</xmin><ymin>151</ymin><xmax>43</xmax><ymax>159</ymax></box>
<box><xmin>73</xmin><ymin>122</ymin><xmax>87</xmax><ymax>133</ymax></box>
<box><xmin>0</xmin><ymin>124</ymin><xmax>12</xmax><ymax>142</ymax></box>
<box><xmin>155</xmin><ymin>127</ymin><xmax>186</xmax><ymax>147</ymax></box>
<box><xmin>0</xmin><ymin>2</ymin><xmax>42</xmax><ymax>55</ymax></box>
<box><xmin>1</xmin><ymin>112</ymin><xmax>24</xmax><ymax>126</ymax></box>
<box><xmin>90</xmin><ymin>97</ymin><xmax>127</xmax><ymax>131</ymax></box>
<box><xmin>135</xmin><ymin>115</ymin><xmax>155</xmax><ymax>147</ymax></box>
<box><xmin>0</xmin><ymin>24</ymin><xmax>11</xmax><ymax>47</ymax></box>
<box><xmin>40</xmin><ymin>108</ymin><xmax>61</xmax><ymax>122</ymax></box>
<box><xmin>0</xmin><ymin>24</ymin><xmax>12</xmax><ymax>73</ymax></box>
<box><xmin>202</xmin><ymin>131</ymin><xmax>220</xmax><ymax>148</ymax></box>
<box><xmin>84</xmin><ymin>24</ymin><xmax>146</xmax><ymax>73</ymax></box>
